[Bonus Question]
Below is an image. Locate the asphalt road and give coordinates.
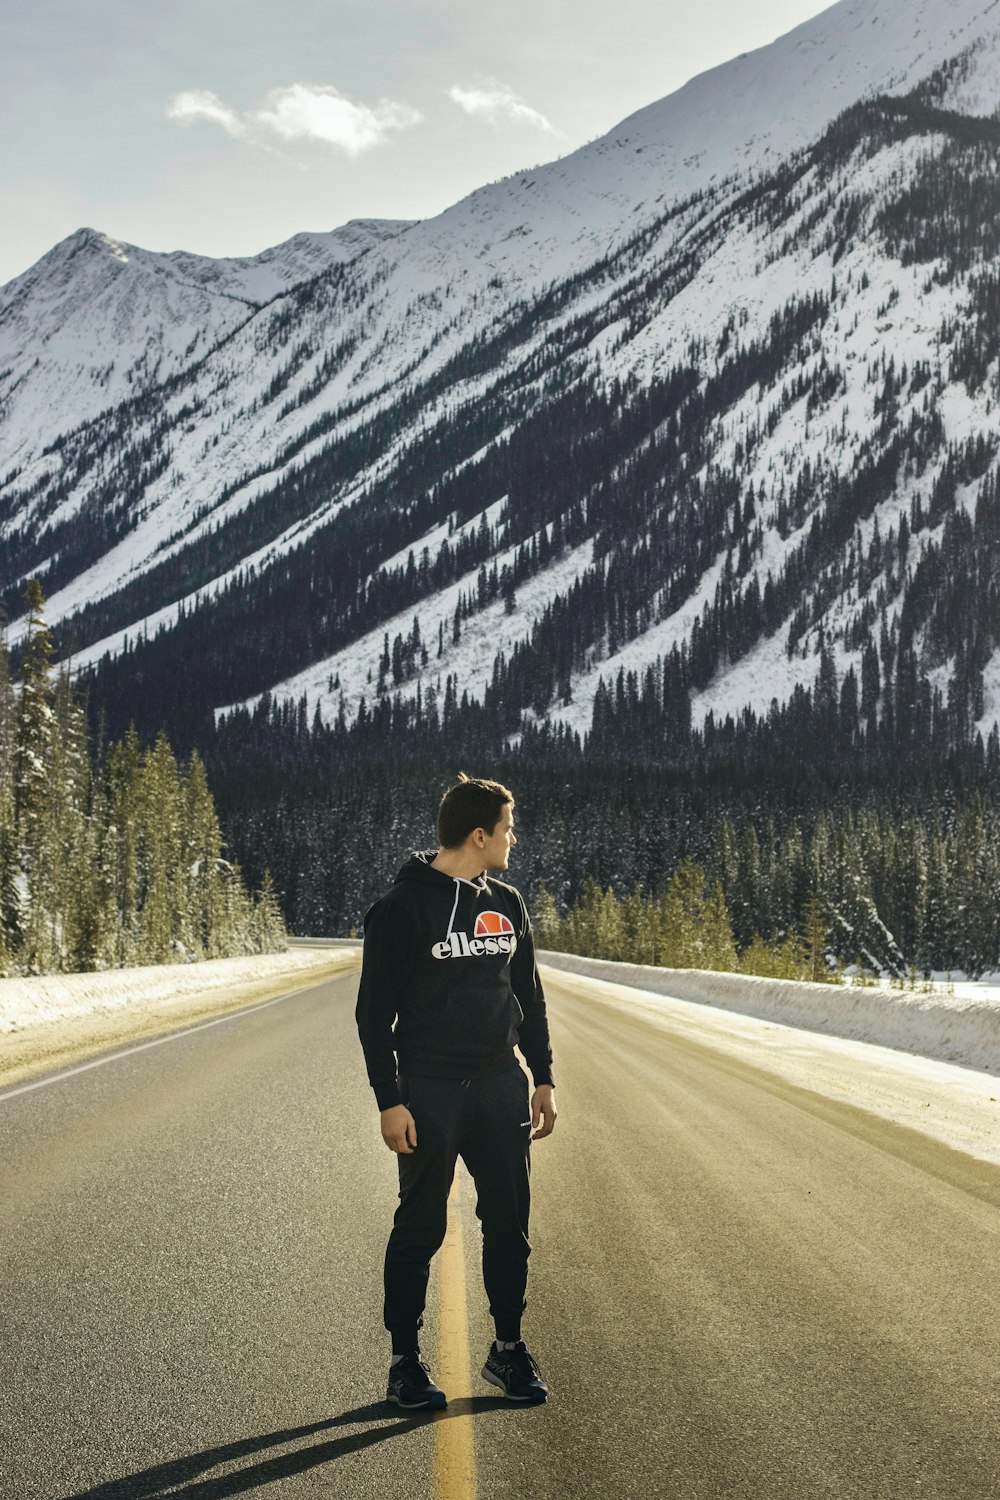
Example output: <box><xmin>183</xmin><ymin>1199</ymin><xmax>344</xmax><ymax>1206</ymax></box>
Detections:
<box><xmin>2</xmin><ymin>966</ymin><xmax>999</xmax><ymax>1500</ymax></box>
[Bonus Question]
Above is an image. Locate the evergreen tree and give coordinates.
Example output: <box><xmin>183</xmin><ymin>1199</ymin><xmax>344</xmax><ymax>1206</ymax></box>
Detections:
<box><xmin>0</xmin><ymin>582</ymin><xmax>285</xmax><ymax>974</ymax></box>
<box><xmin>184</xmin><ymin>750</ymin><xmax>225</xmax><ymax>959</ymax></box>
<box><xmin>105</xmin><ymin>728</ymin><xmax>143</xmax><ymax>964</ymax></box>
<box><xmin>702</xmin><ymin>881</ymin><xmax>739</xmax><ymax>972</ymax></box>
<box><xmin>659</xmin><ymin>861</ymin><xmax>711</xmax><ymax>968</ymax></box>
<box><xmin>532</xmin><ymin>886</ymin><xmax>561</xmax><ymax>950</ymax></box>
<box><xmin>801</xmin><ymin>891</ymin><xmax>833</xmax><ymax>982</ymax></box>
<box><xmin>250</xmin><ymin>869</ymin><xmax>288</xmax><ymax>954</ymax></box>
<box><xmin>15</xmin><ymin>580</ymin><xmax>58</xmax><ymax>971</ymax></box>
<box><xmin>0</xmin><ymin>623</ymin><xmax>19</xmax><ymax>971</ymax></box>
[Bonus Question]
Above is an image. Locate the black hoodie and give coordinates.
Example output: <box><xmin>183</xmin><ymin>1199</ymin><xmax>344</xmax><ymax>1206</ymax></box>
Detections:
<box><xmin>355</xmin><ymin>851</ymin><xmax>554</xmax><ymax>1110</ymax></box>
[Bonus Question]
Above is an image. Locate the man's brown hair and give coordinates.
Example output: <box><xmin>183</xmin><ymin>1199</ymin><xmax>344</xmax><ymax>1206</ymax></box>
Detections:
<box><xmin>437</xmin><ymin>772</ymin><xmax>514</xmax><ymax>849</ymax></box>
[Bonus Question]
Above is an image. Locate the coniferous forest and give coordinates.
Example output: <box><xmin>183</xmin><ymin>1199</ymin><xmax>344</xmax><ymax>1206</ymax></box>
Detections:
<box><xmin>0</xmin><ymin>583</ymin><xmax>286</xmax><ymax>976</ymax></box>
<box><xmin>201</xmin><ymin>657</ymin><xmax>1000</xmax><ymax>979</ymax></box>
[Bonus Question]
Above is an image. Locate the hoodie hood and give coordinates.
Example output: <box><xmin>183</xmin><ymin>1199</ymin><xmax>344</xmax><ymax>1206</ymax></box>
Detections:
<box><xmin>396</xmin><ymin>850</ymin><xmax>489</xmax><ymax>944</ymax></box>
<box><xmin>395</xmin><ymin>850</ymin><xmax>489</xmax><ymax>889</ymax></box>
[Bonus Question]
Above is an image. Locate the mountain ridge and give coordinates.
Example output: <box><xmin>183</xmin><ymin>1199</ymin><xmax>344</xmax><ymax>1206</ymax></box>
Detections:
<box><xmin>0</xmin><ymin>218</ymin><xmax>413</xmax><ymax>482</ymax></box>
<box><xmin>4</xmin><ymin>0</ymin><xmax>1000</xmax><ymax>752</ymax></box>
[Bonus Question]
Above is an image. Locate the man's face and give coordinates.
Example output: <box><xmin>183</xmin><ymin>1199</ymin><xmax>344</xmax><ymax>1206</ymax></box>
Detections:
<box><xmin>480</xmin><ymin>803</ymin><xmax>516</xmax><ymax>871</ymax></box>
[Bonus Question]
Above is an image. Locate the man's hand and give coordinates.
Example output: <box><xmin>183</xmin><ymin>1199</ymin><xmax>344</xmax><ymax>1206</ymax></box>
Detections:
<box><xmin>381</xmin><ymin>1104</ymin><xmax>418</xmax><ymax>1154</ymax></box>
<box><xmin>530</xmin><ymin>1084</ymin><xmax>557</xmax><ymax>1140</ymax></box>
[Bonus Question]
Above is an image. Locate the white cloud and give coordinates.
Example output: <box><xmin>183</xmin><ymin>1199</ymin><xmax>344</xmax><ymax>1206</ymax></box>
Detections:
<box><xmin>252</xmin><ymin>85</ymin><xmax>421</xmax><ymax>156</ymax></box>
<box><xmin>166</xmin><ymin>83</ymin><xmax>421</xmax><ymax>156</ymax></box>
<box><xmin>166</xmin><ymin>90</ymin><xmax>245</xmax><ymax>137</ymax></box>
<box><xmin>447</xmin><ymin>81</ymin><xmax>557</xmax><ymax>134</ymax></box>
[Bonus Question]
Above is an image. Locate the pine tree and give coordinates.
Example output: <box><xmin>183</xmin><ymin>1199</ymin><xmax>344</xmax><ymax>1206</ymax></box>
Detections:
<box><xmin>0</xmin><ymin>623</ymin><xmax>19</xmax><ymax>971</ymax></box>
<box><xmin>659</xmin><ymin>860</ymin><xmax>709</xmax><ymax>968</ymax></box>
<box><xmin>0</xmin><ymin>590</ymin><xmax>283</xmax><ymax>975</ymax></box>
<box><xmin>136</xmin><ymin>734</ymin><xmax>185</xmax><ymax>963</ymax></box>
<box><xmin>702</xmin><ymin>881</ymin><xmax>738</xmax><ymax>971</ymax></box>
<box><xmin>183</xmin><ymin>750</ymin><xmax>225</xmax><ymax>959</ymax></box>
<box><xmin>15</xmin><ymin>580</ymin><xmax>57</xmax><ymax>971</ymax></box>
<box><xmin>801</xmin><ymin>891</ymin><xmax>832</xmax><ymax>982</ymax></box>
<box><xmin>623</xmin><ymin>887</ymin><xmax>660</xmax><ymax>967</ymax></box>
<box><xmin>739</xmin><ymin>933</ymin><xmax>806</xmax><ymax>979</ymax></box>
<box><xmin>532</xmin><ymin>886</ymin><xmax>562</xmax><ymax>950</ymax></box>
<box><xmin>250</xmin><ymin>869</ymin><xmax>288</xmax><ymax>953</ymax></box>
<box><xmin>51</xmin><ymin>666</ymin><xmax>104</xmax><ymax>971</ymax></box>
<box><xmin>105</xmin><ymin>728</ymin><xmax>143</xmax><ymax>964</ymax></box>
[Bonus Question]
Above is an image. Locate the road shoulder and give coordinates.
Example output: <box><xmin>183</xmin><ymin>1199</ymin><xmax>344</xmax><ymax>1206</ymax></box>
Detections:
<box><xmin>0</xmin><ymin>951</ymin><xmax>361</xmax><ymax>1092</ymax></box>
<box><xmin>545</xmin><ymin>965</ymin><xmax>1000</xmax><ymax>1168</ymax></box>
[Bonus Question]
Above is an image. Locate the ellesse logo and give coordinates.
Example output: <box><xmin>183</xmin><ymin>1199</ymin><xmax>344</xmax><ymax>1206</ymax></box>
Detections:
<box><xmin>432</xmin><ymin>910</ymin><xmax>518</xmax><ymax>960</ymax></box>
<box><xmin>475</xmin><ymin>911</ymin><xmax>515</xmax><ymax>937</ymax></box>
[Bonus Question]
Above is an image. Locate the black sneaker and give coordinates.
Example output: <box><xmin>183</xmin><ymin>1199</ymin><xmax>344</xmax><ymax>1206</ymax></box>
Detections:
<box><xmin>386</xmin><ymin>1351</ymin><xmax>447</xmax><ymax>1409</ymax></box>
<box><xmin>481</xmin><ymin>1340</ymin><xmax>549</xmax><ymax>1403</ymax></box>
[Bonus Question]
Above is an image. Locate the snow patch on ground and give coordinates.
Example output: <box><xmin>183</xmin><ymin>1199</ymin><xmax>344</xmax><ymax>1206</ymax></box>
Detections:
<box><xmin>0</xmin><ymin>948</ymin><xmax>354</xmax><ymax>1034</ymax></box>
<box><xmin>542</xmin><ymin>953</ymin><xmax>1000</xmax><ymax>1165</ymax></box>
<box><xmin>977</xmin><ymin>648</ymin><xmax>1000</xmax><ymax>738</ymax></box>
<box><xmin>222</xmin><ymin>534</ymin><xmax>596</xmax><ymax>725</ymax></box>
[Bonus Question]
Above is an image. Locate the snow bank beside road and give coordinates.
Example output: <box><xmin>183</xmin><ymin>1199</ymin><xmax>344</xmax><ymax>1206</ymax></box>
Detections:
<box><xmin>541</xmin><ymin>956</ymin><xmax>1000</xmax><ymax>1166</ymax></box>
<box><xmin>539</xmin><ymin>952</ymin><xmax>1000</xmax><ymax>1075</ymax></box>
<box><xmin>0</xmin><ymin>947</ymin><xmax>362</xmax><ymax>1093</ymax></box>
<box><xmin>0</xmin><ymin>949</ymin><xmax>356</xmax><ymax>1034</ymax></box>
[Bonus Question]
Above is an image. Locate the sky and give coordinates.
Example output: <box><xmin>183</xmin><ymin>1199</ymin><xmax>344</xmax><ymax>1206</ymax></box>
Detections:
<box><xmin>2</xmin><ymin>0</ymin><xmax>837</xmax><ymax>286</ymax></box>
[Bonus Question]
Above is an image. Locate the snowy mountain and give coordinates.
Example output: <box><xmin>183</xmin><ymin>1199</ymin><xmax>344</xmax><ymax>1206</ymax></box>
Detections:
<box><xmin>4</xmin><ymin>0</ymin><xmax>1000</xmax><ymax>751</ymax></box>
<box><xmin>0</xmin><ymin>219</ymin><xmax>412</xmax><ymax>479</ymax></box>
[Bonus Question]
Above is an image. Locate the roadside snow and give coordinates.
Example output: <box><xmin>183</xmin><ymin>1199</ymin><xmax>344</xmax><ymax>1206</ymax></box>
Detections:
<box><xmin>542</xmin><ymin>953</ymin><xmax>1000</xmax><ymax>1165</ymax></box>
<box><xmin>0</xmin><ymin>949</ymin><xmax>355</xmax><ymax>1034</ymax></box>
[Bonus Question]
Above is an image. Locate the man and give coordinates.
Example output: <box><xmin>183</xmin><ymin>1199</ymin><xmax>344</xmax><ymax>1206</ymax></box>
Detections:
<box><xmin>356</xmin><ymin>772</ymin><xmax>557</xmax><ymax>1409</ymax></box>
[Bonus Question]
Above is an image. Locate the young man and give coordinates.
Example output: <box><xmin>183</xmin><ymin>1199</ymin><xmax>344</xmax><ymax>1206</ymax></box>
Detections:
<box><xmin>356</xmin><ymin>773</ymin><xmax>557</xmax><ymax>1409</ymax></box>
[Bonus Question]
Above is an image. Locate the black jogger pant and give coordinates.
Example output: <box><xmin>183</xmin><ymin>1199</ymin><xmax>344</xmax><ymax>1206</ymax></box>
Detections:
<box><xmin>383</xmin><ymin>1065</ymin><xmax>532</xmax><ymax>1347</ymax></box>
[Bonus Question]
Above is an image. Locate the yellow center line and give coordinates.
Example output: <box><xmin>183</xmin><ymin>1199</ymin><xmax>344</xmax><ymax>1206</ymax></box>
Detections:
<box><xmin>432</xmin><ymin>1170</ymin><xmax>478</xmax><ymax>1500</ymax></box>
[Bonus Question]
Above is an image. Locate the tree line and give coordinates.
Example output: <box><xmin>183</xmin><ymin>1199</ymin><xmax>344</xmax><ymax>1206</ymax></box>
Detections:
<box><xmin>207</xmin><ymin>704</ymin><xmax>1000</xmax><ymax>977</ymax></box>
<box><xmin>0</xmin><ymin>582</ymin><xmax>286</xmax><ymax>975</ymax></box>
<box><xmin>533</xmin><ymin>865</ymin><xmax>836</xmax><ymax>983</ymax></box>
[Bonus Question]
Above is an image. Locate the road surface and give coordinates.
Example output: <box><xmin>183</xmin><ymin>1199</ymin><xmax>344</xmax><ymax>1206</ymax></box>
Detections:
<box><xmin>2</xmin><ymin>965</ymin><xmax>999</xmax><ymax>1499</ymax></box>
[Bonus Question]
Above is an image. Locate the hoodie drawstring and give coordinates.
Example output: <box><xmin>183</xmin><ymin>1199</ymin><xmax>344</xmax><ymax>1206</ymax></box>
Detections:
<box><xmin>444</xmin><ymin>880</ymin><xmax>461</xmax><ymax>942</ymax></box>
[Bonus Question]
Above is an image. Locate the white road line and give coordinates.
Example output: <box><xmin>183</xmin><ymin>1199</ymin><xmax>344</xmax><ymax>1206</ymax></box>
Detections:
<box><xmin>0</xmin><ymin>982</ymin><xmax>330</xmax><ymax>1104</ymax></box>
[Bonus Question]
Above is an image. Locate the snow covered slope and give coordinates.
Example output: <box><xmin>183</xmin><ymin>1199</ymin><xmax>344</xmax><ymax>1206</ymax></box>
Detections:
<box><xmin>5</xmin><ymin>0</ymin><xmax>1000</xmax><ymax>750</ymax></box>
<box><xmin>0</xmin><ymin>219</ymin><xmax>411</xmax><ymax>480</ymax></box>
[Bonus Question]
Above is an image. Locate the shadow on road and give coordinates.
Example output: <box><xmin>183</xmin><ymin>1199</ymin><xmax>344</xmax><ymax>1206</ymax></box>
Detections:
<box><xmin>59</xmin><ymin>1396</ymin><xmax>527</xmax><ymax>1498</ymax></box>
<box><xmin>59</xmin><ymin>1404</ymin><xmax>428</xmax><ymax>1499</ymax></box>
